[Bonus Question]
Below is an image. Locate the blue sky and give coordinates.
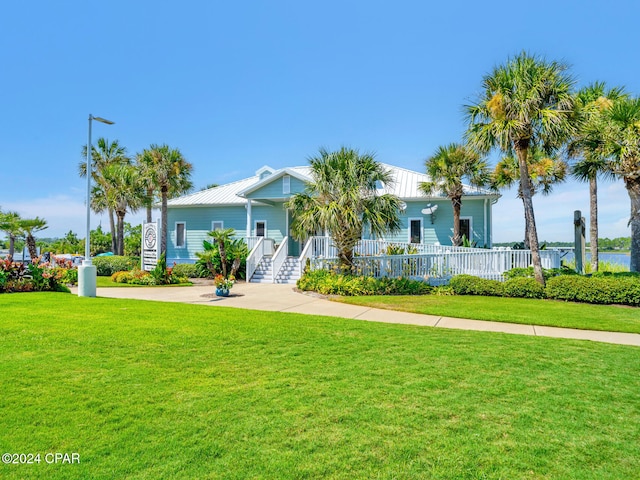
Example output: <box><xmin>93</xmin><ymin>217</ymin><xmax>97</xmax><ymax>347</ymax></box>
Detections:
<box><xmin>1</xmin><ymin>0</ymin><xmax>637</xmax><ymax>242</ymax></box>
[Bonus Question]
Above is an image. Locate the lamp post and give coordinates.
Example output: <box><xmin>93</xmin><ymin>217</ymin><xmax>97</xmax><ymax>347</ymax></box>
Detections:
<box><xmin>78</xmin><ymin>114</ymin><xmax>114</xmax><ymax>297</ymax></box>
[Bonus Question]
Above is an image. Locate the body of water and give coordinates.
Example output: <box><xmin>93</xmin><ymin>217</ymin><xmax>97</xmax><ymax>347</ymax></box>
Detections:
<box><xmin>561</xmin><ymin>252</ymin><xmax>630</xmax><ymax>269</ymax></box>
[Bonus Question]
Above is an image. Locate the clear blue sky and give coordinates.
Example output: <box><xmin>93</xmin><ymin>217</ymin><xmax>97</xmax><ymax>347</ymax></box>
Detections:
<box><xmin>1</xmin><ymin>0</ymin><xmax>637</xmax><ymax>242</ymax></box>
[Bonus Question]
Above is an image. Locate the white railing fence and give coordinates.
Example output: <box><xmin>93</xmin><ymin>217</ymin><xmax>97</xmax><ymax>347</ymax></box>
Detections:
<box><xmin>246</xmin><ymin>237</ymin><xmax>266</xmax><ymax>281</ymax></box>
<box><xmin>271</xmin><ymin>236</ymin><xmax>289</xmax><ymax>282</ymax></box>
<box><xmin>306</xmin><ymin>236</ymin><xmax>561</xmax><ymax>283</ymax></box>
<box><xmin>244</xmin><ymin>236</ymin><xmax>275</xmax><ymax>255</ymax></box>
<box><xmin>298</xmin><ymin>237</ymin><xmax>315</xmax><ymax>276</ymax></box>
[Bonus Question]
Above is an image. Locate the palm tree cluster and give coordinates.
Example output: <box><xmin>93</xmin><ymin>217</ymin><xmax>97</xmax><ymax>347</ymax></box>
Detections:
<box><xmin>458</xmin><ymin>51</ymin><xmax>640</xmax><ymax>281</ymax></box>
<box><xmin>79</xmin><ymin>141</ymin><xmax>193</xmax><ymax>256</ymax></box>
<box><xmin>0</xmin><ymin>209</ymin><xmax>48</xmax><ymax>262</ymax></box>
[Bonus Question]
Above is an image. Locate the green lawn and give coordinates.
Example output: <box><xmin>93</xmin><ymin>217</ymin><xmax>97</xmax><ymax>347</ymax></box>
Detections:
<box><xmin>1</xmin><ymin>293</ymin><xmax>639</xmax><ymax>479</ymax></box>
<box><xmin>335</xmin><ymin>294</ymin><xmax>640</xmax><ymax>334</ymax></box>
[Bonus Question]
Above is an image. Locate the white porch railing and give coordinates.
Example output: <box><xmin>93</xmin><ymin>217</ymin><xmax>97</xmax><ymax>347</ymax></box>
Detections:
<box><xmin>246</xmin><ymin>237</ymin><xmax>266</xmax><ymax>281</ymax></box>
<box><xmin>306</xmin><ymin>236</ymin><xmax>562</xmax><ymax>283</ymax></box>
<box><xmin>245</xmin><ymin>236</ymin><xmax>275</xmax><ymax>255</ymax></box>
<box><xmin>271</xmin><ymin>236</ymin><xmax>289</xmax><ymax>282</ymax></box>
<box><xmin>299</xmin><ymin>237</ymin><xmax>315</xmax><ymax>276</ymax></box>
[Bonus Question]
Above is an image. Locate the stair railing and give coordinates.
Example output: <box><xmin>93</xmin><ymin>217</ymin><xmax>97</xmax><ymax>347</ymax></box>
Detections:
<box><xmin>271</xmin><ymin>236</ymin><xmax>289</xmax><ymax>283</ymax></box>
<box><xmin>246</xmin><ymin>237</ymin><xmax>265</xmax><ymax>281</ymax></box>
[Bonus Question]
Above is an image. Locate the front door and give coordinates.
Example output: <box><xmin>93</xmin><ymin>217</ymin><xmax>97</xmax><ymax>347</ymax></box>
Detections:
<box><xmin>409</xmin><ymin>219</ymin><xmax>422</xmax><ymax>244</ymax></box>
<box><xmin>255</xmin><ymin>221</ymin><xmax>266</xmax><ymax>237</ymax></box>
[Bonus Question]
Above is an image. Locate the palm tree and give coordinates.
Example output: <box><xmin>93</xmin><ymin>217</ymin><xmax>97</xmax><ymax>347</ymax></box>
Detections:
<box><xmin>419</xmin><ymin>143</ymin><xmax>489</xmax><ymax>246</ymax></box>
<box><xmin>137</xmin><ymin>145</ymin><xmax>193</xmax><ymax>256</ymax></box>
<box><xmin>79</xmin><ymin>138</ymin><xmax>130</xmax><ymax>253</ymax></box>
<box><xmin>286</xmin><ymin>147</ymin><xmax>403</xmax><ymax>271</ymax></box>
<box><xmin>99</xmin><ymin>163</ymin><xmax>144</xmax><ymax>255</ymax></box>
<box><xmin>466</xmin><ymin>52</ymin><xmax>576</xmax><ymax>285</ymax></box>
<box><xmin>568</xmin><ymin>82</ymin><xmax>627</xmax><ymax>272</ymax></box>
<box><xmin>135</xmin><ymin>153</ymin><xmax>158</xmax><ymax>223</ymax></box>
<box><xmin>208</xmin><ymin>227</ymin><xmax>235</xmax><ymax>278</ymax></box>
<box><xmin>18</xmin><ymin>217</ymin><xmax>48</xmax><ymax>262</ymax></box>
<box><xmin>602</xmin><ymin>96</ymin><xmax>640</xmax><ymax>272</ymax></box>
<box><xmin>491</xmin><ymin>148</ymin><xmax>568</xmax><ymax>248</ymax></box>
<box><xmin>0</xmin><ymin>210</ymin><xmax>23</xmax><ymax>260</ymax></box>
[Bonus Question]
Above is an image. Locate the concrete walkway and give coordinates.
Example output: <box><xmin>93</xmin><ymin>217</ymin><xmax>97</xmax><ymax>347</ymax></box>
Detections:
<box><xmin>75</xmin><ymin>282</ymin><xmax>640</xmax><ymax>347</ymax></box>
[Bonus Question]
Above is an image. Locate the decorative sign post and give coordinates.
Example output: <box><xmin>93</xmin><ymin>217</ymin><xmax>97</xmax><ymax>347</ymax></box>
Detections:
<box><xmin>574</xmin><ymin>210</ymin><xmax>586</xmax><ymax>274</ymax></box>
<box><xmin>142</xmin><ymin>221</ymin><xmax>159</xmax><ymax>271</ymax></box>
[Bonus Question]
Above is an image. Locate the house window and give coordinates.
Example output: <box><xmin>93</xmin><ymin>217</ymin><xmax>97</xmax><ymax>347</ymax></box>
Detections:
<box><xmin>460</xmin><ymin>217</ymin><xmax>472</xmax><ymax>242</ymax></box>
<box><xmin>283</xmin><ymin>175</ymin><xmax>291</xmax><ymax>194</ymax></box>
<box><xmin>211</xmin><ymin>221</ymin><xmax>223</xmax><ymax>231</ymax></box>
<box><xmin>409</xmin><ymin>218</ymin><xmax>422</xmax><ymax>244</ymax></box>
<box><xmin>175</xmin><ymin>222</ymin><xmax>186</xmax><ymax>248</ymax></box>
<box><xmin>255</xmin><ymin>221</ymin><xmax>267</xmax><ymax>237</ymax></box>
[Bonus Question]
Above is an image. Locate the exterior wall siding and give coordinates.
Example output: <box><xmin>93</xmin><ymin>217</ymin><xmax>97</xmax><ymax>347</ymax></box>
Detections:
<box><xmin>166</xmin><ymin>202</ymin><xmax>291</xmax><ymax>263</ymax></box>
<box><xmin>245</xmin><ymin>176</ymin><xmax>306</xmax><ymax>199</ymax></box>
<box><xmin>166</xmin><ymin>206</ymin><xmax>248</xmax><ymax>263</ymax></box>
<box><xmin>381</xmin><ymin>199</ymin><xmax>489</xmax><ymax>246</ymax></box>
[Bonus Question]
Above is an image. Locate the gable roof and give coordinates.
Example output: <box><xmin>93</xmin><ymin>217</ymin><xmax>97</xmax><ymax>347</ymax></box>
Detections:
<box><xmin>167</xmin><ymin>163</ymin><xmax>497</xmax><ymax>207</ymax></box>
<box><xmin>380</xmin><ymin>163</ymin><xmax>495</xmax><ymax>198</ymax></box>
<box><xmin>237</xmin><ymin>167</ymin><xmax>311</xmax><ymax>197</ymax></box>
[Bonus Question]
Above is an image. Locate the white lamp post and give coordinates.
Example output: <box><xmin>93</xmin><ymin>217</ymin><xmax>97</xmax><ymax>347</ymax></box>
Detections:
<box><xmin>78</xmin><ymin>114</ymin><xmax>114</xmax><ymax>297</ymax></box>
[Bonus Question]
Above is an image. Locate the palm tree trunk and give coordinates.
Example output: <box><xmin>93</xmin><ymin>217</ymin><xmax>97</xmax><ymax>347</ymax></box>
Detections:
<box><xmin>523</xmin><ymin>210</ymin><xmax>531</xmax><ymax>249</ymax></box>
<box><xmin>452</xmin><ymin>197</ymin><xmax>462</xmax><ymax>246</ymax></box>
<box><xmin>117</xmin><ymin>211</ymin><xmax>125</xmax><ymax>256</ymax></box>
<box><xmin>627</xmin><ymin>179</ymin><xmax>640</xmax><ymax>272</ymax></box>
<box><xmin>146</xmin><ymin>188</ymin><xmax>153</xmax><ymax>223</ymax></box>
<box><xmin>26</xmin><ymin>234</ymin><xmax>38</xmax><ymax>262</ymax></box>
<box><xmin>217</xmin><ymin>239</ymin><xmax>227</xmax><ymax>278</ymax></box>
<box><xmin>108</xmin><ymin>208</ymin><xmax>117</xmax><ymax>253</ymax></box>
<box><xmin>8</xmin><ymin>234</ymin><xmax>15</xmax><ymax>260</ymax></box>
<box><xmin>589</xmin><ymin>176</ymin><xmax>599</xmax><ymax>273</ymax></box>
<box><xmin>516</xmin><ymin>146</ymin><xmax>545</xmax><ymax>286</ymax></box>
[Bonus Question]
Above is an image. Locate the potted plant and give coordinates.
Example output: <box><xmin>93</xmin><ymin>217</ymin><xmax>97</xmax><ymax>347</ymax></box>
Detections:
<box><xmin>214</xmin><ymin>274</ymin><xmax>235</xmax><ymax>297</ymax></box>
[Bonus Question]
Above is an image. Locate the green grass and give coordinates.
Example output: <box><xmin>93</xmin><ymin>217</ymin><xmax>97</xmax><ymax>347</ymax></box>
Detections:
<box><xmin>1</xmin><ymin>293</ymin><xmax>639</xmax><ymax>479</ymax></box>
<box><xmin>335</xmin><ymin>294</ymin><xmax>640</xmax><ymax>334</ymax></box>
<box><xmin>95</xmin><ymin>276</ymin><xmax>192</xmax><ymax>287</ymax></box>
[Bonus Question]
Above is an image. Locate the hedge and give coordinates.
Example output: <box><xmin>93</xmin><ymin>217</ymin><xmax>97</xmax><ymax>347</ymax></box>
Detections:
<box><xmin>171</xmin><ymin>263</ymin><xmax>201</xmax><ymax>278</ymax></box>
<box><xmin>449</xmin><ymin>275</ymin><xmax>504</xmax><ymax>296</ymax></box>
<box><xmin>92</xmin><ymin>256</ymin><xmax>140</xmax><ymax>276</ymax></box>
<box><xmin>297</xmin><ymin>270</ymin><xmax>432</xmax><ymax>296</ymax></box>
<box><xmin>545</xmin><ymin>275</ymin><xmax>640</xmax><ymax>306</ymax></box>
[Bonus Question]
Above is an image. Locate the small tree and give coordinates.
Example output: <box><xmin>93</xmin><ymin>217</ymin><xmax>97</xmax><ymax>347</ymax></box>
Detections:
<box><xmin>286</xmin><ymin>147</ymin><xmax>402</xmax><ymax>271</ymax></box>
<box><xmin>19</xmin><ymin>217</ymin><xmax>48</xmax><ymax>262</ymax></box>
<box><xmin>0</xmin><ymin>210</ymin><xmax>23</xmax><ymax>260</ymax></box>
<box><xmin>419</xmin><ymin>143</ymin><xmax>489</xmax><ymax>246</ymax></box>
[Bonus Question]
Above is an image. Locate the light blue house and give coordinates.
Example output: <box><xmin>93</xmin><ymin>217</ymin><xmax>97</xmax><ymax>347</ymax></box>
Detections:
<box><xmin>166</xmin><ymin>163</ymin><xmax>500</xmax><ymax>282</ymax></box>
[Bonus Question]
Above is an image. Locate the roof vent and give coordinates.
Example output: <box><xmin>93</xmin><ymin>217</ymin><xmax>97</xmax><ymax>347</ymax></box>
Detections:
<box><xmin>256</xmin><ymin>165</ymin><xmax>275</xmax><ymax>180</ymax></box>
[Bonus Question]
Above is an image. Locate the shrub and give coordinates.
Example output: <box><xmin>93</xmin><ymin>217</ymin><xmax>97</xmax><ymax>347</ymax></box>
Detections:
<box><xmin>171</xmin><ymin>263</ymin><xmax>200</xmax><ymax>278</ymax></box>
<box><xmin>297</xmin><ymin>269</ymin><xmax>431</xmax><ymax>296</ymax></box>
<box><xmin>93</xmin><ymin>256</ymin><xmax>140</xmax><ymax>276</ymax></box>
<box><xmin>503</xmin><ymin>266</ymin><xmax>575</xmax><ymax>281</ymax></box>
<box><xmin>0</xmin><ymin>259</ymin><xmax>69</xmax><ymax>293</ymax></box>
<box><xmin>545</xmin><ymin>275</ymin><xmax>640</xmax><ymax>306</ymax></box>
<box><xmin>449</xmin><ymin>275</ymin><xmax>504</xmax><ymax>296</ymax></box>
<box><xmin>502</xmin><ymin>277</ymin><xmax>545</xmax><ymax>299</ymax></box>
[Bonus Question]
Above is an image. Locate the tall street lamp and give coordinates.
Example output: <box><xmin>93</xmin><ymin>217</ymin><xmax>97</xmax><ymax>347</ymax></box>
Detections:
<box><xmin>78</xmin><ymin>114</ymin><xmax>115</xmax><ymax>297</ymax></box>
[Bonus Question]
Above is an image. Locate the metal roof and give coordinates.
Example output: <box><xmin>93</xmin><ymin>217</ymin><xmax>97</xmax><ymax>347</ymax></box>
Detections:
<box><xmin>167</xmin><ymin>163</ymin><xmax>496</xmax><ymax>207</ymax></box>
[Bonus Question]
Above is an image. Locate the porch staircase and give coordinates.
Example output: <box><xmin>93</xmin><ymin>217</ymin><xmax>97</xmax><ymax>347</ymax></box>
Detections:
<box><xmin>250</xmin><ymin>256</ymin><xmax>301</xmax><ymax>284</ymax></box>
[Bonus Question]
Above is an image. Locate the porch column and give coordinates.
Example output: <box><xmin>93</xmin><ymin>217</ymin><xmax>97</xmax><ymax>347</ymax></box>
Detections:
<box><xmin>285</xmin><ymin>207</ymin><xmax>289</xmax><ymax>239</ymax></box>
<box><xmin>484</xmin><ymin>199</ymin><xmax>488</xmax><ymax>247</ymax></box>
<box><xmin>246</xmin><ymin>200</ymin><xmax>252</xmax><ymax>239</ymax></box>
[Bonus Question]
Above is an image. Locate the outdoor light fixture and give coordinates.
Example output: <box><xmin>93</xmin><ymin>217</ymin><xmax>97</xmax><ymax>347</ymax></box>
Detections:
<box><xmin>78</xmin><ymin>114</ymin><xmax>114</xmax><ymax>297</ymax></box>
